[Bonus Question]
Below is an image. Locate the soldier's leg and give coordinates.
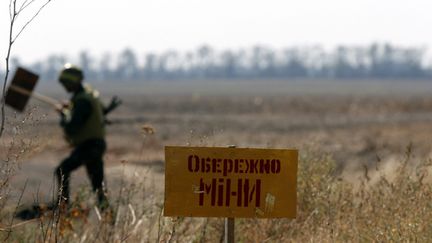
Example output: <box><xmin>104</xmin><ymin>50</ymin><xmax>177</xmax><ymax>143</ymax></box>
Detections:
<box><xmin>55</xmin><ymin>148</ymin><xmax>85</xmax><ymax>205</ymax></box>
<box><xmin>83</xmin><ymin>140</ymin><xmax>108</xmax><ymax>209</ymax></box>
<box><xmin>86</xmin><ymin>157</ymin><xmax>109</xmax><ymax>209</ymax></box>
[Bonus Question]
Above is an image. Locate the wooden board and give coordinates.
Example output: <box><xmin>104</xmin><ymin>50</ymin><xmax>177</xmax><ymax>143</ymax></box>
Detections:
<box><xmin>5</xmin><ymin>67</ymin><xmax>39</xmax><ymax>112</ymax></box>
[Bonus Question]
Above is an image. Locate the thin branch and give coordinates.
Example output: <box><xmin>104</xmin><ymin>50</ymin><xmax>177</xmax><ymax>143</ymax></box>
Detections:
<box><xmin>13</xmin><ymin>0</ymin><xmax>17</xmax><ymax>18</ymax></box>
<box><xmin>13</xmin><ymin>0</ymin><xmax>51</xmax><ymax>43</ymax></box>
<box><xmin>0</xmin><ymin>218</ymin><xmax>38</xmax><ymax>232</ymax></box>
<box><xmin>0</xmin><ymin>0</ymin><xmax>17</xmax><ymax>138</ymax></box>
<box><xmin>3</xmin><ymin>180</ymin><xmax>28</xmax><ymax>241</ymax></box>
<box><xmin>19</xmin><ymin>0</ymin><xmax>30</xmax><ymax>11</ymax></box>
<box><xmin>1</xmin><ymin>0</ymin><xmax>53</xmax><ymax>138</ymax></box>
<box><xmin>46</xmin><ymin>174</ymin><xmax>57</xmax><ymax>242</ymax></box>
<box><xmin>18</xmin><ymin>0</ymin><xmax>32</xmax><ymax>13</ymax></box>
<box><xmin>18</xmin><ymin>0</ymin><xmax>39</xmax><ymax>17</ymax></box>
<box><xmin>9</xmin><ymin>0</ymin><xmax>13</xmax><ymax>20</ymax></box>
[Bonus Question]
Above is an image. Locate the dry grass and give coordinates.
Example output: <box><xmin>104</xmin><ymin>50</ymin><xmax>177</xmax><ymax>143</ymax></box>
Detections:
<box><xmin>3</xmin><ymin>90</ymin><xmax>432</xmax><ymax>241</ymax></box>
<box><xmin>2</xmin><ymin>146</ymin><xmax>432</xmax><ymax>242</ymax></box>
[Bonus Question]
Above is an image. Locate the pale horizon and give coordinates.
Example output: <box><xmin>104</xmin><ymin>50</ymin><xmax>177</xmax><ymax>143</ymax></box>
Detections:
<box><xmin>1</xmin><ymin>0</ymin><xmax>432</xmax><ymax>63</ymax></box>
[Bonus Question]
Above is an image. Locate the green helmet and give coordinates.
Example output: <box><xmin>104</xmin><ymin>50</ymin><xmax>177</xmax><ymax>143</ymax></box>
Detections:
<box><xmin>59</xmin><ymin>63</ymin><xmax>84</xmax><ymax>86</ymax></box>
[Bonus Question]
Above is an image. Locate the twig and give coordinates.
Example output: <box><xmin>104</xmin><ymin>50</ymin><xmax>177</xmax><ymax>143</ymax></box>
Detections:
<box><xmin>115</xmin><ymin>161</ymin><xmax>127</xmax><ymax>226</ymax></box>
<box><xmin>132</xmin><ymin>217</ymin><xmax>144</xmax><ymax>235</ymax></box>
<box><xmin>18</xmin><ymin>0</ymin><xmax>30</xmax><ymax>12</ymax></box>
<box><xmin>94</xmin><ymin>206</ymin><xmax>102</xmax><ymax>222</ymax></box>
<box><xmin>3</xmin><ymin>179</ymin><xmax>28</xmax><ymax>241</ymax></box>
<box><xmin>34</xmin><ymin>181</ymin><xmax>48</xmax><ymax>242</ymax></box>
<box><xmin>53</xmin><ymin>172</ymin><xmax>65</xmax><ymax>243</ymax></box>
<box><xmin>1</xmin><ymin>0</ymin><xmax>53</xmax><ymax>138</ymax></box>
<box><xmin>128</xmin><ymin>203</ymin><xmax>136</xmax><ymax>225</ymax></box>
<box><xmin>1</xmin><ymin>0</ymin><xmax>17</xmax><ymax>138</ymax></box>
<box><xmin>13</xmin><ymin>0</ymin><xmax>52</xmax><ymax>43</ymax></box>
<box><xmin>18</xmin><ymin>0</ymin><xmax>36</xmax><ymax>13</ymax></box>
<box><xmin>0</xmin><ymin>218</ymin><xmax>38</xmax><ymax>232</ymax></box>
<box><xmin>199</xmin><ymin>218</ymin><xmax>209</xmax><ymax>243</ymax></box>
<box><xmin>167</xmin><ymin>218</ymin><xmax>178</xmax><ymax>243</ymax></box>
<box><xmin>9</xmin><ymin>0</ymin><xmax>14</xmax><ymax>20</ymax></box>
<box><xmin>79</xmin><ymin>229</ymin><xmax>89</xmax><ymax>243</ymax></box>
<box><xmin>156</xmin><ymin>205</ymin><xmax>165</xmax><ymax>243</ymax></box>
<box><xmin>45</xmin><ymin>174</ymin><xmax>57</xmax><ymax>242</ymax></box>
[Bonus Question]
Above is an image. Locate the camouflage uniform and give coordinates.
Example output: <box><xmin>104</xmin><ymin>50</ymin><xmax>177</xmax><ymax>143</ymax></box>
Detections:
<box><xmin>55</xmin><ymin>84</ymin><xmax>109</xmax><ymax>209</ymax></box>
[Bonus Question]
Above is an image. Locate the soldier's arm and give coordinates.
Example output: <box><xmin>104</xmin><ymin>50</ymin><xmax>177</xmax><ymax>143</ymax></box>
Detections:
<box><xmin>61</xmin><ymin>99</ymin><xmax>92</xmax><ymax>135</ymax></box>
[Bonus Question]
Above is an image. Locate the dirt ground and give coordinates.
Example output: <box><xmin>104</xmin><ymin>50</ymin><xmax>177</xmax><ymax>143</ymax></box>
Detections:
<box><xmin>4</xmin><ymin>80</ymin><xmax>432</xmax><ymax>205</ymax></box>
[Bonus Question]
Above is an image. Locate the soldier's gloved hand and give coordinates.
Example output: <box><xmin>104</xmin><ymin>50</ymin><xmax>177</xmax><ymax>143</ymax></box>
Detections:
<box><xmin>55</xmin><ymin>101</ymin><xmax>70</xmax><ymax>116</ymax></box>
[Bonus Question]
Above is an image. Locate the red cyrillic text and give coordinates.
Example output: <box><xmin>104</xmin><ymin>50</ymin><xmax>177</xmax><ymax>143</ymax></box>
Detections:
<box><xmin>188</xmin><ymin>155</ymin><xmax>281</xmax><ymax>176</ymax></box>
<box><xmin>198</xmin><ymin>178</ymin><xmax>261</xmax><ymax>207</ymax></box>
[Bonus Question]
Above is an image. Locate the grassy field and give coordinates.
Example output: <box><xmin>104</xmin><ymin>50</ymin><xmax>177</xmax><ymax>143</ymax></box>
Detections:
<box><xmin>1</xmin><ymin>80</ymin><xmax>432</xmax><ymax>241</ymax></box>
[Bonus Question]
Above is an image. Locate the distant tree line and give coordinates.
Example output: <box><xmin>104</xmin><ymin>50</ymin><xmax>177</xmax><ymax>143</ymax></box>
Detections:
<box><xmin>2</xmin><ymin>43</ymin><xmax>432</xmax><ymax>82</ymax></box>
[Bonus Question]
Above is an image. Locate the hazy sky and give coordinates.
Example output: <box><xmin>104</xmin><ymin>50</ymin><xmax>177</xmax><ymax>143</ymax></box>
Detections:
<box><xmin>1</xmin><ymin>0</ymin><xmax>431</xmax><ymax>63</ymax></box>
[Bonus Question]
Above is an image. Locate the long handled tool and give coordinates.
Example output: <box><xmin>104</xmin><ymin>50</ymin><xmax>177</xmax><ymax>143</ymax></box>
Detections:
<box><xmin>5</xmin><ymin>67</ymin><xmax>59</xmax><ymax>112</ymax></box>
<box><xmin>8</xmin><ymin>84</ymin><xmax>59</xmax><ymax>108</ymax></box>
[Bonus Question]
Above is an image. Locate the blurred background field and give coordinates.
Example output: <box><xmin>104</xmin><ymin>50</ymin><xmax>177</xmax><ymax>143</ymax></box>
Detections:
<box><xmin>2</xmin><ymin>80</ymin><xmax>432</xmax><ymax>241</ymax></box>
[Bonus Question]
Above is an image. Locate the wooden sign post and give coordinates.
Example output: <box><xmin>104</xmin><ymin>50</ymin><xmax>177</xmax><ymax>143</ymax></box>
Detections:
<box><xmin>164</xmin><ymin>146</ymin><xmax>298</xmax><ymax>241</ymax></box>
<box><xmin>225</xmin><ymin>145</ymin><xmax>236</xmax><ymax>243</ymax></box>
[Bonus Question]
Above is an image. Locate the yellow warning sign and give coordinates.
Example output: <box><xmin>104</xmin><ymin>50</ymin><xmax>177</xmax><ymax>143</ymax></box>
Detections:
<box><xmin>164</xmin><ymin>146</ymin><xmax>297</xmax><ymax>218</ymax></box>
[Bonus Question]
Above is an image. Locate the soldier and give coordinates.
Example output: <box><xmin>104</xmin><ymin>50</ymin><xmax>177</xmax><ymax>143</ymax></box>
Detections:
<box><xmin>55</xmin><ymin>63</ymin><xmax>121</xmax><ymax>211</ymax></box>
